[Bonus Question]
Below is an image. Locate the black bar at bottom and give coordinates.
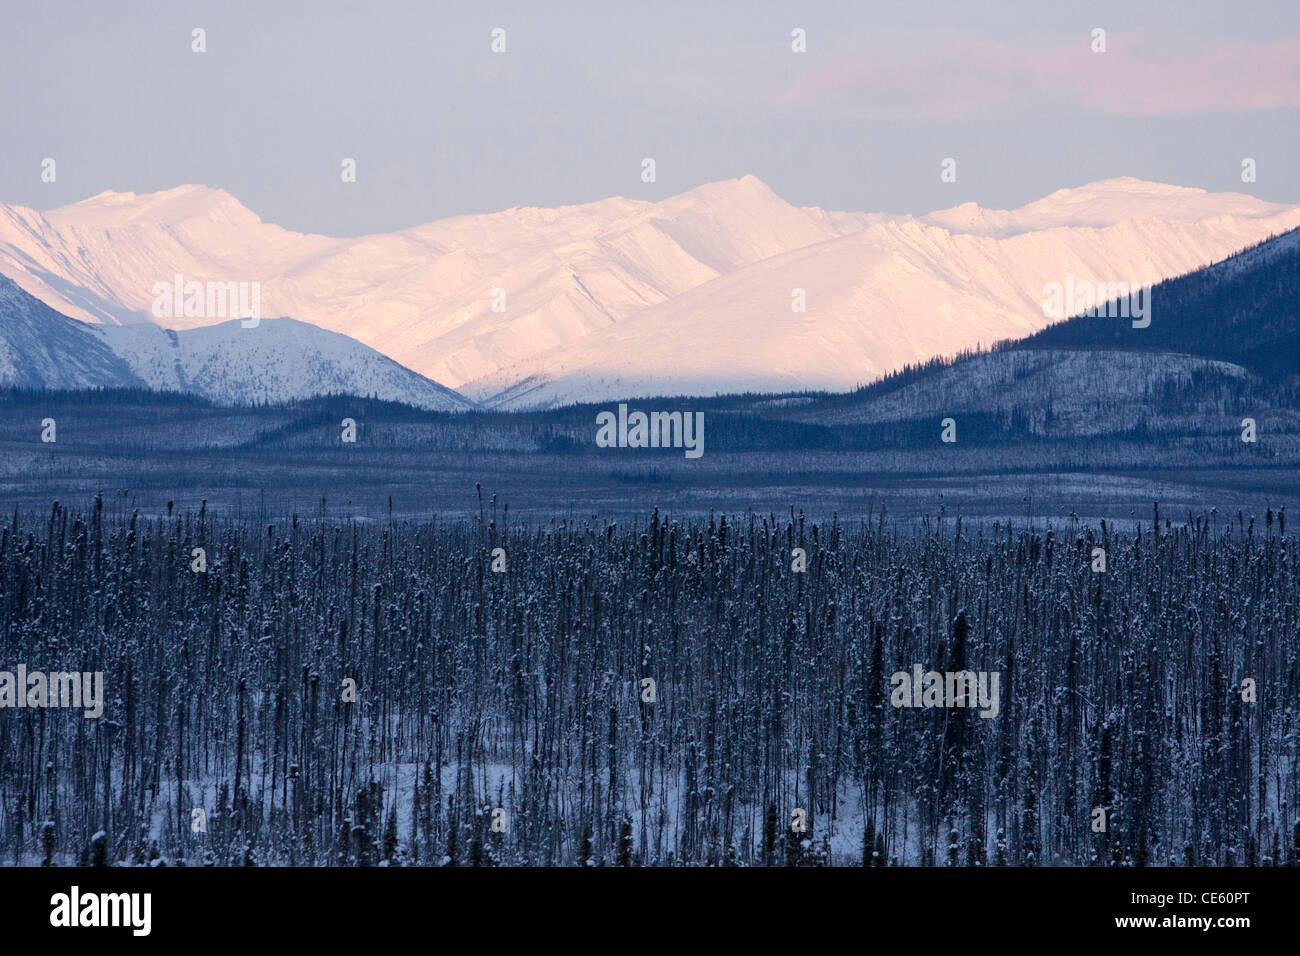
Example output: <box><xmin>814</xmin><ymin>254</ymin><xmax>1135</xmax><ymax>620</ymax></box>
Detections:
<box><xmin>0</xmin><ymin>864</ymin><xmax>1273</xmax><ymax>942</ymax></box>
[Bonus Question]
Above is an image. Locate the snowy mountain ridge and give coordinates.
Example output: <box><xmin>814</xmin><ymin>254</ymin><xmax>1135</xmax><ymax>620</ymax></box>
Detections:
<box><xmin>2</xmin><ymin>176</ymin><xmax>1298</xmax><ymax>408</ymax></box>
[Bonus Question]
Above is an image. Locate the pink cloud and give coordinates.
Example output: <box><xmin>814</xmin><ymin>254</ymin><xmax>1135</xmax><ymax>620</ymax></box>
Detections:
<box><xmin>779</xmin><ymin>34</ymin><xmax>1300</xmax><ymax>118</ymax></box>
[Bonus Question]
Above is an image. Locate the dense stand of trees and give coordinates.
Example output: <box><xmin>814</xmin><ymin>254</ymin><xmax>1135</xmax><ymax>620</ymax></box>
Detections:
<box><xmin>0</xmin><ymin>496</ymin><xmax>1297</xmax><ymax>866</ymax></box>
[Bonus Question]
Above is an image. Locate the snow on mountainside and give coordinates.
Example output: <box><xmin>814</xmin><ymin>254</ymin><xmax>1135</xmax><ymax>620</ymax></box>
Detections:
<box><xmin>2</xmin><ymin>176</ymin><xmax>1299</xmax><ymax>407</ymax></box>
<box><xmin>763</xmin><ymin>224</ymin><xmax>1300</xmax><ymax>442</ymax></box>
<box><xmin>0</xmin><ymin>274</ymin><xmax>142</xmax><ymax>388</ymax></box>
<box><xmin>0</xmin><ymin>274</ymin><xmax>475</xmax><ymax>410</ymax></box>
<box><xmin>0</xmin><ymin>176</ymin><xmax>857</xmax><ymax>389</ymax></box>
<box><xmin>0</xmin><ymin>185</ymin><xmax>334</xmax><ymax>327</ymax></box>
<box><xmin>1015</xmin><ymin>224</ymin><xmax>1300</xmax><ymax>382</ymax></box>
<box><xmin>466</xmin><ymin>211</ymin><xmax>1300</xmax><ymax>407</ymax></box>
<box><xmin>94</xmin><ymin>318</ymin><xmax>477</xmax><ymax>411</ymax></box>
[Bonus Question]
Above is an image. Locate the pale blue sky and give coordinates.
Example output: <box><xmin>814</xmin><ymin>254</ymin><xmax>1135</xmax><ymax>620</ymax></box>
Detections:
<box><xmin>3</xmin><ymin>0</ymin><xmax>1298</xmax><ymax>235</ymax></box>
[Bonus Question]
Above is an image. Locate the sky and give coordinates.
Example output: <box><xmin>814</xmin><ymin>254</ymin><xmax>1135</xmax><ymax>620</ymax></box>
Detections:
<box><xmin>3</xmin><ymin>0</ymin><xmax>1299</xmax><ymax>236</ymax></box>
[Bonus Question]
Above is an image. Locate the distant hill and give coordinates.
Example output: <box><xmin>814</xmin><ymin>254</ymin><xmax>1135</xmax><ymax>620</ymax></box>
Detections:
<box><xmin>95</xmin><ymin>317</ymin><xmax>477</xmax><ymax>411</ymax></box>
<box><xmin>0</xmin><ymin>274</ymin><xmax>477</xmax><ymax>411</ymax></box>
<box><xmin>0</xmin><ymin>274</ymin><xmax>142</xmax><ymax>388</ymax></box>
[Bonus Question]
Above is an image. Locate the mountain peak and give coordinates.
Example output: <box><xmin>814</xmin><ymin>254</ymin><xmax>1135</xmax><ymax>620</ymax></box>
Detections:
<box><xmin>671</xmin><ymin>174</ymin><xmax>775</xmax><ymax>202</ymax></box>
<box><xmin>923</xmin><ymin>177</ymin><xmax>1290</xmax><ymax>238</ymax></box>
<box><xmin>1016</xmin><ymin>176</ymin><xmax>1288</xmax><ymax>228</ymax></box>
<box><xmin>1066</xmin><ymin>175</ymin><xmax>1195</xmax><ymax>194</ymax></box>
<box><xmin>1031</xmin><ymin>177</ymin><xmax>1207</xmax><ymax>206</ymax></box>
<box><xmin>49</xmin><ymin>184</ymin><xmax>259</xmax><ymax>228</ymax></box>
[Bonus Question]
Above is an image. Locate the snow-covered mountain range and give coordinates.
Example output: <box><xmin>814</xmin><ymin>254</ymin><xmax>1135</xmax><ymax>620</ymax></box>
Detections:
<box><xmin>2</xmin><ymin>176</ymin><xmax>1298</xmax><ymax>408</ymax></box>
